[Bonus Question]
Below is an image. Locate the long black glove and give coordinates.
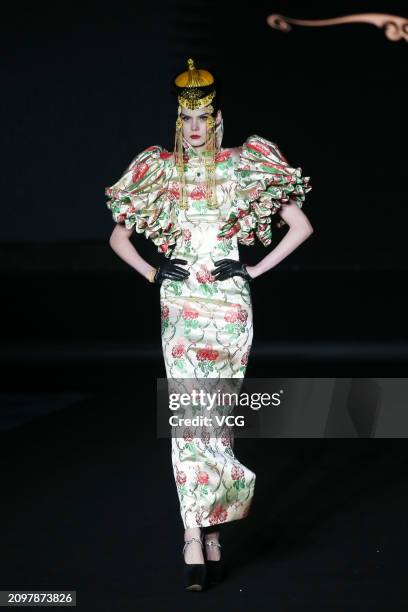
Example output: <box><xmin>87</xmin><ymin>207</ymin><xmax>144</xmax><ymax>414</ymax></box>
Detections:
<box><xmin>154</xmin><ymin>258</ymin><xmax>190</xmax><ymax>284</ymax></box>
<box><xmin>210</xmin><ymin>259</ymin><xmax>254</xmax><ymax>282</ymax></box>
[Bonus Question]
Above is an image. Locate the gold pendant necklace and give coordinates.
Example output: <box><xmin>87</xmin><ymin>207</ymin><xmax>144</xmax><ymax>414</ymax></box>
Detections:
<box><xmin>176</xmin><ymin>160</ymin><xmax>218</xmax><ymax>211</ymax></box>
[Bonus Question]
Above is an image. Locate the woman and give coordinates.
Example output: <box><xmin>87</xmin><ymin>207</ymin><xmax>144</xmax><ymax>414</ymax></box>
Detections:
<box><xmin>105</xmin><ymin>58</ymin><xmax>313</xmax><ymax>591</ymax></box>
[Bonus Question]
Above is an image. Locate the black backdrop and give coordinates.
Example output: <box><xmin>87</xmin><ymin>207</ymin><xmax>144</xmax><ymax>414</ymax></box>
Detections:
<box><xmin>1</xmin><ymin>0</ymin><xmax>408</xmax><ymax>360</ymax></box>
<box><xmin>2</xmin><ymin>0</ymin><xmax>407</xmax><ymax>269</ymax></box>
<box><xmin>1</xmin><ymin>4</ymin><xmax>408</xmax><ymax>609</ymax></box>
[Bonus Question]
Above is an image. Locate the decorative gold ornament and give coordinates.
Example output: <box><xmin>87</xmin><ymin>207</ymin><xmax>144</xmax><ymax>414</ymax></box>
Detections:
<box><xmin>178</xmin><ymin>90</ymin><xmax>216</xmax><ymax>111</ymax></box>
<box><xmin>175</xmin><ymin>58</ymin><xmax>216</xmax><ymax>110</ymax></box>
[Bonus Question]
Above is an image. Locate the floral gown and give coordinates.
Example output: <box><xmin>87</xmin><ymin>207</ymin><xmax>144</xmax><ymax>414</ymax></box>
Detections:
<box><xmin>106</xmin><ymin>134</ymin><xmax>312</xmax><ymax>528</ymax></box>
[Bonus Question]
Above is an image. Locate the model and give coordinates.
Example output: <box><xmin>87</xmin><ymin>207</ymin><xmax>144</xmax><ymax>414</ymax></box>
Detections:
<box><xmin>105</xmin><ymin>58</ymin><xmax>313</xmax><ymax>591</ymax></box>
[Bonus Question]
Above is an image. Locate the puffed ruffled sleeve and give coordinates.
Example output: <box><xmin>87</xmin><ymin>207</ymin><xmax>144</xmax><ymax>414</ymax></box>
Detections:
<box><xmin>105</xmin><ymin>145</ymin><xmax>181</xmax><ymax>257</ymax></box>
<box><xmin>217</xmin><ymin>135</ymin><xmax>312</xmax><ymax>247</ymax></box>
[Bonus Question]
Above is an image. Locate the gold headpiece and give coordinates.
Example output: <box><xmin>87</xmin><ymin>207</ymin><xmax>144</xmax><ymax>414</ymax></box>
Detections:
<box><xmin>174</xmin><ymin>58</ymin><xmax>219</xmax><ymax>210</ymax></box>
<box><xmin>175</xmin><ymin>58</ymin><xmax>216</xmax><ymax>110</ymax></box>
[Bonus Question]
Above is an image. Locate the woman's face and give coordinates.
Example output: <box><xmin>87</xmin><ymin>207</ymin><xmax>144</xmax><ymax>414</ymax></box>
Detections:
<box><xmin>181</xmin><ymin>105</ymin><xmax>222</xmax><ymax>151</ymax></box>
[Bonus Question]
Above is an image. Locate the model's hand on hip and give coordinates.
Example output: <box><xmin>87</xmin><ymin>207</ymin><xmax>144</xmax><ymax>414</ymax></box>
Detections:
<box><xmin>210</xmin><ymin>259</ymin><xmax>254</xmax><ymax>282</ymax></box>
<box><xmin>154</xmin><ymin>258</ymin><xmax>190</xmax><ymax>284</ymax></box>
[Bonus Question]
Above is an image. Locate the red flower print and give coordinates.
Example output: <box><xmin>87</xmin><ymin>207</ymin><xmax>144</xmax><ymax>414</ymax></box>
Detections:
<box><xmin>171</xmin><ymin>342</ymin><xmax>185</xmax><ymax>358</ymax></box>
<box><xmin>262</xmin><ymin>161</ymin><xmax>278</xmax><ymax>169</ymax></box>
<box><xmin>131</xmin><ymin>162</ymin><xmax>149</xmax><ymax>184</ymax></box>
<box><xmin>197</xmin><ymin>471</ymin><xmax>209</xmax><ymax>485</ymax></box>
<box><xmin>247</xmin><ymin>141</ymin><xmax>272</xmax><ymax>157</ymax></box>
<box><xmin>190</xmin><ymin>186</ymin><xmax>207</xmax><ymax>200</ymax></box>
<box><xmin>160</xmin><ymin>151</ymin><xmax>173</xmax><ymax>159</ymax></box>
<box><xmin>209</xmin><ymin>505</ymin><xmax>228</xmax><ymax>525</ymax></box>
<box><xmin>231</xmin><ymin>466</ymin><xmax>244</xmax><ymax>481</ymax></box>
<box><xmin>215</xmin><ymin>149</ymin><xmax>232</xmax><ymax>163</ymax></box>
<box><xmin>177</xmin><ymin>471</ymin><xmax>187</xmax><ymax>485</ymax></box>
<box><xmin>196</xmin><ymin>264</ymin><xmax>215</xmax><ymax>284</ymax></box>
<box><xmin>183</xmin><ymin>429</ymin><xmax>193</xmax><ymax>442</ymax></box>
<box><xmin>223</xmin><ymin>224</ymin><xmax>240</xmax><ymax>239</ymax></box>
<box><xmin>221</xmin><ymin>432</ymin><xmax>231</xmax><ymax>446</ymax></box>
<box><xmin>161</xmin><ymin>304</ymin><xmax>169</xmax><ymax>320</ymax></box>
<box><xmin>196</xmin><ymin>346</ymin><xmax>218</xmax><ymax>362</ymax></box>
<box><xmin>224</xmin><ymin>310</ymin><xmax>239</xmax><ymax>323</ymax></box>
<box><xmin>161</xmin><ymin>242</ymin><xmax>168</xmax><ymax>253</ymax></box>
<box><xmin>238</xmin><ymin>309</ymin><xmax>248</xmax><ymax>323</ymax></box>
<box><xmin>182</xmin><ymin>306</ymin><xmax>199</xmax><ymax>320</ymax></box>
<box><xmin>167</xmin><ymin>183</ymin><xmax>180</xmax><ymax>201</ymax></box>
<box><xmin>182</xmin><ymin>228</ymin><xmax>192</xmax><ymax>241</ymax></box>
<box><xmin>116</xmin><ymin>213</ymin><xmax>126</xmax><ymax>223</ymax></box>
<box><xmin>196</xmin><ymin>269</ymin><xmax>207</xmax><ymax>284</ymax></box>
<box><xmin>241</xmin><ymin>345</ymin><xmax>251</xmax><ymax>366</ymax></box>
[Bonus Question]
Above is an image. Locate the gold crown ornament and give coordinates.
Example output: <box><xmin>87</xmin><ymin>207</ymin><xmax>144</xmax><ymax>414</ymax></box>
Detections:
<box><xmin>174</xmin><ymin>58</ymin><xmax>219</xmax><ymax>210</ymax></box>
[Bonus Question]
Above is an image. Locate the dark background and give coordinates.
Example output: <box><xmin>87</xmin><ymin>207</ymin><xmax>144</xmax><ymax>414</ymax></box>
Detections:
<box><xmin>2</xmin><ymin>0</ymin><xmax>407</xmax><ymax>365</ymax></box>
<box><xmin>1</xmin><ymin>2</ymin><xmax>408</xmax><ymax>610</ymax></box>
<box><xmin>2</xmin><ymin>0</ymin><xmax>406</xmax><ymax>264</ymax></box>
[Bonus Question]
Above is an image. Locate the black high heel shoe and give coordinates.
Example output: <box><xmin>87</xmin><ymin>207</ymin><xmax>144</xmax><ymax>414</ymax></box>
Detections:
<box><xmin>183</xmin><ymin>536</ymin><xmax>207</xmax><ymax>591</ymax></box>
<box><xmin>204</xmin><ymin>538</ymin><xmax>226</xmax><ymax>584</ymax></box>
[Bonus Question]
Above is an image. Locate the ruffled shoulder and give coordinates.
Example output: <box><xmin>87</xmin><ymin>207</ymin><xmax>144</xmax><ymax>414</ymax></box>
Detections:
<box><xmin>105</xmin><ymin>145</ymin><xmax>181</xmax><ymax>257</ymax></box>
<box><xmin>217</xmin><ymin>135</ymin><xmax>312</xmax><ymax>247</ymax></box>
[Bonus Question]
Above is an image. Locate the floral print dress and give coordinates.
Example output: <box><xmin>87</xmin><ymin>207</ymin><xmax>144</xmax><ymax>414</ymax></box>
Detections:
<box><xmin>106</xmin><ymin>134</ymin><xmax>312</xmax><ymax>529</ymax></box>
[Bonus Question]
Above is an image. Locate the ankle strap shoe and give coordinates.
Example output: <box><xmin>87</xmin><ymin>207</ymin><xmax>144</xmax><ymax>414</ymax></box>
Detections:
<box><xmin>204</xmin><ymin>539</ymin><xmax>226</xmax><ymax>585</ymax></box>
<box><xmin>183</xmin><ymin>537</ymin><xmax>207</xmax><ymax>591</ymax></box>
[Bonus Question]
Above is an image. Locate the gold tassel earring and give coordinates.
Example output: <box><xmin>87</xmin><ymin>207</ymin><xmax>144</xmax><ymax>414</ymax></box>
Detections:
<box><xmin>175</xmin><ymin>106</ymin><xmax>188</xmax><ymax>210</ymax></box>
<box><xmin>205</xmin><ymin>113</ymin><xmax>218</xmax><ymax>209</ymax></box>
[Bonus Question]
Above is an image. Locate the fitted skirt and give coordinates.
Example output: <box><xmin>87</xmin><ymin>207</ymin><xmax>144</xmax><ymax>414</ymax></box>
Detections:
<box><xmin>160</xmin><ymin>278</ymin><xmax>256</xmax><ymax>529</ymax></box>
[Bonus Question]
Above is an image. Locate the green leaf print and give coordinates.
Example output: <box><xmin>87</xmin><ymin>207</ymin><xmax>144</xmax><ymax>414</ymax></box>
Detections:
<box><xmin>185</xmin><ymin>320</ymin><xmax>199</xmax><ymax>331</ymax></box>
<box><xmin>174</xmin><ymin>358</ymin><xmax>188</xmax><ymax>373</ymax></box>
<box><xmin>191</xmin><ymin>402</ymin><xmax>203</xmax><ymax>416</ymax></box>
<box><xmin>191</xmin><ymin>201</ymin><xmax>207</xmax><ymax>214</ymax></box>
<box><xmin>169</xmin><ymin>281</ymin><xmax>183</xmax><ymax>295</ymax></box>
<box><xmin>224</xmin><ymin>323</ymin><xmax>239</xmax><ymax>337</ymax></box>
<box><xmin>199</xmin><ymin>283</ymin><xmax>218</xmax><ymax>297</ymax></box>
<box><xmin>219</xmin><ymin>239</ymin><xmax>234</xmax><ymax>255</ymax></box>
<box><xmin>198</xmin><ymin>361</ymin><xmax>215</xmax><ymax>376</ymax></box>
<box><xmin>185</xmin><ymin>442</ymin><xmax>197</xmax><ymax>459</ymax></box>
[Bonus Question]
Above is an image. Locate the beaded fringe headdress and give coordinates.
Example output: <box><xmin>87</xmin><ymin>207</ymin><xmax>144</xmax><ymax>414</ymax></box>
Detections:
<box><xmin>174</xmin><ymin>58</ymin><xmax>220</xmax><ymax>210</ymax></box>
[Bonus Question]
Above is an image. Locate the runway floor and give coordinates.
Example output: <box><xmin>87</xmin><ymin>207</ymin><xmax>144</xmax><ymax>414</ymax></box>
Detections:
<box><xmin>1</xmin><ymin>356</ymin><xmax>407</xmax><ymax>611</ymax></box>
